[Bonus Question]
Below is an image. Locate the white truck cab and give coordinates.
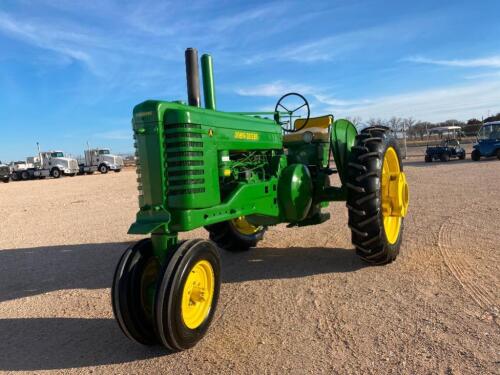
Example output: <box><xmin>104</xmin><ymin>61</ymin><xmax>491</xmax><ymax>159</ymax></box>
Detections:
<box><xmin>84</xmin><ymin>148</ymin><xmax>124</xmax><ymax>173</ymax></box>
<box><xmin>39</xmin><ymin>151</ymin><xmax>79</xmax><ymax>178</ymax></box>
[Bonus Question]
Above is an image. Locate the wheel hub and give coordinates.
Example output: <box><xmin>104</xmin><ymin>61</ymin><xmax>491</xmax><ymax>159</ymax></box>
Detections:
<box><xmin>181</xmin><ymin>260</ymin><xmax>214</xmax><ymax>329</ymax></box>
<box><xmin>381</xmin><ymin>171</ymin><xmax>409</xmax><ymax>218</ymax></box>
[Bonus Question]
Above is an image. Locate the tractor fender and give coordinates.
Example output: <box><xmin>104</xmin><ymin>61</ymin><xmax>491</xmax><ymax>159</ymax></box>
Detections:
<box><xmin>277</xmin><ymin>164</ymin><xmax>313</xmax><ymax>223</ymax></box>
<box><xmin>330</xmin><ymin>119</ymin><xmax>358</xmax><ymax>184</ymax></box>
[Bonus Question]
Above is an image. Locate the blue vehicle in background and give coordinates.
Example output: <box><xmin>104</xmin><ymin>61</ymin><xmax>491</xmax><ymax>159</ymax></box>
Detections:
<box><xmin>425</xmin><ymin>126</ymin><xmax>466</xmax><ymax>162</ymax></box>
<box><xmin>471</xmin><ymin>121</ymin><xmax>500</xmax><ymax>161</ymax></box>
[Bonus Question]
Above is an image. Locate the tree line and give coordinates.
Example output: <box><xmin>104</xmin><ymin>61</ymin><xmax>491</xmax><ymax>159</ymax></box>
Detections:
<box><xmin>346</xmin><ymin>112</ymin><xmax>500</xmax><ymax>140</ymax></box>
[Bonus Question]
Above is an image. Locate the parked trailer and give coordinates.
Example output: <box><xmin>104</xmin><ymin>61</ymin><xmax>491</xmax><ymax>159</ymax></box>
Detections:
<box><xmin>81</xmin><ymin>148</ymin><xmax>124</xmax><ymax>174</ymax></box>
<box><xmin>10</xmin><ymin>151</ymin><xmax>79</xmax><ymax>180</ymax></box>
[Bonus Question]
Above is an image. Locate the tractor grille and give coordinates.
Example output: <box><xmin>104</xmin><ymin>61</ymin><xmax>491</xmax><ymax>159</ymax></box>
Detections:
<box><xmin>164</xmin><ymin>122</ymin><xmax>206</xmax><ymax>199</ymax></box>
<box><xmin>133</xmin><ymin>135</ymin><xmax>143</xmax><ymax>196</ymax></box>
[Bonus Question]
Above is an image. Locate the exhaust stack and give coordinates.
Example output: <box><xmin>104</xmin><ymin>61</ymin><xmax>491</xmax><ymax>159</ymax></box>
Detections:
<box><xmin>185</xmin><ymin>48</ymin><xmax>201</xmax><ymax>107</ymax></box>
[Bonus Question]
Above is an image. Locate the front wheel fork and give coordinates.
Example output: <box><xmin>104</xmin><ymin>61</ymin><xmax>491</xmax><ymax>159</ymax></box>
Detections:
<box><xmin>151</xmin><ymin>229</ymin><xmax>178</xmax><ymax>263</ymax></box>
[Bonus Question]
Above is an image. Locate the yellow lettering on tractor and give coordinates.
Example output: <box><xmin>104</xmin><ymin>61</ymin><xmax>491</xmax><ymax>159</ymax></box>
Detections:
<box><xmin>234</xmin><ymin>131</ymin><xmax>259</xmax><ymax>141</ymax></box>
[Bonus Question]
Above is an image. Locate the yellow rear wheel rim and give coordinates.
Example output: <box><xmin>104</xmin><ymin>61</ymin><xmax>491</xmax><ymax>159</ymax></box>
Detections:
<box><xmin>381</xmin><ymin>147</ymin><xmax>409</xmax><ymax>245</ymax></box>
<box><xmin>231</xmin><ymin>216</ymin><xmax>261</xmax><ymax>235</ymax></box>
<box><xmin>181</xmin><ymin>260</ymin><xmax>215</xmax><ymax>329</ymax></box>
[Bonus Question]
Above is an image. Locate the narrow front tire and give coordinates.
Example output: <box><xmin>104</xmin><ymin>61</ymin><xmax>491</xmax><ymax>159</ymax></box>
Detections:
<box><xmin>154</xmin><ymin>239</ymin><xmax>221</xmax><ymax>351</ymax></box>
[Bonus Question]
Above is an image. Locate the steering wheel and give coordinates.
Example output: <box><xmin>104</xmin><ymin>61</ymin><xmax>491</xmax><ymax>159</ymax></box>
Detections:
<box><xmin>274</xmin><ymin>92</ymin><xmax>310</xmax><ymax>133</ymax></box>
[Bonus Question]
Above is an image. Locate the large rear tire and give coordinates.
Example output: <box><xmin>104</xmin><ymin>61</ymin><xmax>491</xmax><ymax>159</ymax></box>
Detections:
<box><xmin>205</xmin><ymin>217</ymin><xmax>266</xmax><ymax>252</ymax></box>
<box><xmin>154</xmin><ymin>239</ymin><xmax>221</xmax><ymax>351</ymax></box>
<box><xmin>346</xmin><ymin>127</ymin><xmax>409</xmax><ymax>264</ymax></box>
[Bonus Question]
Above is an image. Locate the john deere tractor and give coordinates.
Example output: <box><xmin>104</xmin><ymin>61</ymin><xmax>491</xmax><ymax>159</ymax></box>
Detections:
<box><xmin>112</xmin><ymin>48</ymin><xmax>409</xmax><ymax>351</ymax></box>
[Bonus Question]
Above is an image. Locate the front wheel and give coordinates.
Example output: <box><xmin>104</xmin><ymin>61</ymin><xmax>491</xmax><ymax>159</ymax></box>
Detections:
<box><xmin>2</xmin><ymin>178</ymin><xmax>9</xmax><ymax>183</ymax></box>
<box><xmin>112</xmin><ymin>239</ymin><xmax>160</xmax><ymax>345</ymax></box>
<box><xmin>346</xmin><ymin>127</ymin><xmax>409</xmax><ymax>264</ymax></box>
<box><xmin>425</xmin><ymin>155</ymin><xmax>432</xmax><ymax>163</ymax></box>
<box><xmin>50</xmin><ymin>168</ymin><xmax>61</xmax><ymax>179</ymax></box>
<box><xmin>471</xmin><ymin>149</ymin><xmax>481</xmax><ymax>161</ymax></box>
<box><xmin>205</xmin><ymin>216</ymin><xmax>266</xmax><ymax>252</ymax></box>
<box><xmin>496</xmin><ymin>149</ymin><xmax>500</xmax><ymax>160</ymax></box>
<box><xmin>99</xmin><ymin>164</ymin><xmax>109</xmax><ymax>174</ymax></box>
<box><xmin>154</xmin><ymin>239</ymin><xmax>221</xmax><ymax>351</ymax></box>
<box><xmin>21</xmin><ymin>171</ymin><xmax>30</xmax><ymax>180</ymax></box>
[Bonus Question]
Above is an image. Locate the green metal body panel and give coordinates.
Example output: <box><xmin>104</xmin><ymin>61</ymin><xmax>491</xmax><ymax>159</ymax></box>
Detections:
<box><xmin>129</xmin><ymin>98</ymin><xmax>357</xmax><ymax>257</ymax></box>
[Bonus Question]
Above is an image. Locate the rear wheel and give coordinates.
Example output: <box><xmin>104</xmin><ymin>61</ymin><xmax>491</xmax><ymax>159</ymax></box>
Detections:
<box><xmin>425</xmin><ymin>155</ymin><xmax>432</xmax><ymax>163</ymax></box>
<box><xmin>459</xmin><ymin>151</ymin><xmax>466</xmax><ymax>160</ymax></box>
<box><xmin>112</xmin><ymin>239</ymin><xmax>160</xmax><ymax>345</ymax></box>
<box><xmin>206</xmin><ymin>216</ymin><xmax>266</xmax><ymax>252</ymax></box>
<box><xmin>2</xmin><ymin>178</ymin><xmax>9</xmax><ymax>183</ymax></box>
<box><xmin>471</xmin><ymin>149</ymin><xmax>481</xmax><ymax>161</ymax></box>
<box><xmin>154</xmin><ymin>239</ymin><xmax>221</xmax><ymax>351</ymax></box>
<box><xmin>496</xmin><ymin>149</ymin><xmax>500</xmax><ymax>160</ymax></box>
<box><xmin>346</xmin><ymin>127</ymin><xmax>409</xmax><ymax>264</ymax></box>
<box><xmin>21</xmin><ymin>171</ymin><xmax>30</xmax><ymax>180</ymax></box>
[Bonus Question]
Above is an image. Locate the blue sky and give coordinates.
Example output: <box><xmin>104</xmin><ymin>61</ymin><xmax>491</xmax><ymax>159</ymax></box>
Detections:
<box><xmin>1</xmin><ymin>0</ymin><xmax>500</xmax><ymax>161</ymax></box>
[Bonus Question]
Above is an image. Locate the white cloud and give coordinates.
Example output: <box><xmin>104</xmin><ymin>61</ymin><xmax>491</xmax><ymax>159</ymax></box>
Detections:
<box><xmin>332</xmin><ymin>80</ymin><xmax>500</xmax><ymax>122</ymax></box>
<box><xmin>236</xmin><ymin>81</ymin><xmax>315</xmax><ymax>97</ymax></box>
<box><xmin>405</xmin><ymin>55</ymin><xmax>500</xmax><ymax>68</ymax></box>
<box><xmin>0</xmin><ymin>11</ymin><xmax>93</xmax><ymax>66</ymax></box>
<box><xmin>237</xmin><ymin>79</ymin><xmax>500</xmax><ymax>122</ymax></box>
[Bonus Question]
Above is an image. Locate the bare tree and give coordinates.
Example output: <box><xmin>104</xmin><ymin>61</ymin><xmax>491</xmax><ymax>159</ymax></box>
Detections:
<box><xmin>346</xmin><ymin>116</ymin><xmax>362</xmax><ymax>126</ymax></box>
<box><xmin>387</xmin><ymin>117</ymin><xmax>402</xmax><ymax>133</ymax></box>
<box><xmin>367</xmin><ymin>118</ymin><xmax>386</xmax><ymax>127</ymax></box>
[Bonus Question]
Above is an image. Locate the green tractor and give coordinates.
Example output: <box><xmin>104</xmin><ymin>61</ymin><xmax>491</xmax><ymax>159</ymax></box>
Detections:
<box><xmin>112</xmin><ymin>48</ymin><xmax>409</xmax><ymax>351</ymax></box>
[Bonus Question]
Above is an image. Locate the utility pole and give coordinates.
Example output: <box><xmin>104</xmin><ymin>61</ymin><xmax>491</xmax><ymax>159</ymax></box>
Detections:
<box><xmin>403</xmin><ymin>121</ymin><xmax>407</xmax><ymax>160</ymax></box>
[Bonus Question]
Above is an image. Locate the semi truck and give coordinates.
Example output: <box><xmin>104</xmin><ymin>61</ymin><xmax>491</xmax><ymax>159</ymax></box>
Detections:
<box><xmin>79</xmin><ymin>148</ymin><xmax>124</xmax><ymax>174</ymax></box>
<box><xmin>10</xmin><ymin>151</ymin><xmax>79</xmax><ymax>180</ymax></box>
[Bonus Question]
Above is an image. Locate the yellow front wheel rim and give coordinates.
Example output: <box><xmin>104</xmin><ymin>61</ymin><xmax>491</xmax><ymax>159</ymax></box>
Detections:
<box><xmin>231</xmin><ymin>216</ymin><xmax>261</xmax><ymax>235</ymax></box>
<box><xmin>381</xmin><ymin>147</ymin><xmax>409</xmax><ymax>244</ymax></box>
<box><xmin>181</xmin><ymin>260</ymin><xmax>215</xmax><ymax>329</ymax></box>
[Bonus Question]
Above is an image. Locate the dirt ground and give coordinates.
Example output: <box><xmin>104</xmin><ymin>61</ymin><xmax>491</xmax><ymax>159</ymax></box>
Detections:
<box><xmin>0</xmin><ymin>158</ymin><xmax>498</xmax><ymax>374</ymax></box>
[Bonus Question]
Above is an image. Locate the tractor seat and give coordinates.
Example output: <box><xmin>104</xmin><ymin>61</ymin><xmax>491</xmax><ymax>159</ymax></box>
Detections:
<box><xmin>283</xmin><ymin>115</ymin><xmax>333</xmax><ymax>143</ymax></box>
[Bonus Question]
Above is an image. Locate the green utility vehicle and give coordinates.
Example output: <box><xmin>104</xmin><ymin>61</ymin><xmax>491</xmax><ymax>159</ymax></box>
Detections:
<box><xmin>112</xmin><ymin>49</ymin><xmax>409</xmax><ymax>351</ymax></box>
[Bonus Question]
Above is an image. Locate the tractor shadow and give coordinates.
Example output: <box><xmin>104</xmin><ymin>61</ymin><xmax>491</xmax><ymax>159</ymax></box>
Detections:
<box><xmin>0</xmin><ymin>241</ymin><xmax>362</xmax><ymax>370</ymax></box>
<box><xmin>222</xmin><ymin>246</ymin><xmax>365</xmax><ymax>283</ymax></box>
<box><xmin>0</xmin><ymin>317</ymin><xmax>164</xmax><ymax>371</ymax></box>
